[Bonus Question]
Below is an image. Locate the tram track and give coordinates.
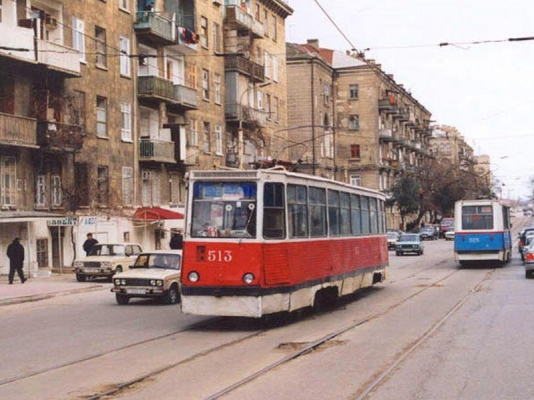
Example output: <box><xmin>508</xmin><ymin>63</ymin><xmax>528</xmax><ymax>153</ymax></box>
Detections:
<box><xmin>82</xmin><ymin>261</ymin><xmax>469</xmax><ymax>400</ymax></box>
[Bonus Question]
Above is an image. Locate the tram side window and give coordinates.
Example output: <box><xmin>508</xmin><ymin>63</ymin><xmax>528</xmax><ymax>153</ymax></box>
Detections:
<box><xmin>351</xmin><ymin>194</ymin><xmax>362</xmax><ymax>235</ymax></box>
<box><xmin>378</xmin><ymin>200</ymin><xmax>386</xmax><ymax>233</ymax></box>
<box><xmin>369</xmin><ymin>197</ymin><xmax>378</xmax><ymax>234</ymax></box>
<box><xmin>361</xmin><ymin>196</ymin><xmax>370</xmax><ymax>234</ymax></box>
<box><xmin>288</xmin><ymin>184</ymin><xmax>308</xmax><ymax>238</ymax></box>
<box><xmin>263</xmin><ymin>182</ymin><xmax>285</xmax><ymax>239</ymax></box>
<box><xmin>309</xmin><ymin>187</ymin><xmax>327</xmax><ymax>237</ymax></box>
<box><xmin>461</xmin><ymin>205</ymin><xmax>494</xmax><ymax>230</ymax></box>
<box><xmin>340</xmin><ymin>192</ymin><xmax>351</xmax><ymax>235</ymax></box>
<box><xmin>328</xmin><ymin>190</ymin><xmax>340</xmax><ymax>236</ymax></box>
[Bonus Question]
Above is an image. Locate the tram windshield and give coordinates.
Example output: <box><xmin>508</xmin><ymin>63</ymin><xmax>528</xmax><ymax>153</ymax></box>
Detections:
<box><xmin>190</xmin><ymin>181</ymin><xmax>257</xmax><ymax>238</ymax></box>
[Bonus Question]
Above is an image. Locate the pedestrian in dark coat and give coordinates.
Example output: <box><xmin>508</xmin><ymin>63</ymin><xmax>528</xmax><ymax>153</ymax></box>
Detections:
<box><xmin>169</xmin><ymin>230</ymin><xmax>183</xmax><ymax>250</ymax></box>
<box><xmin>83</xmin><ymin>233</ymin><xmax>98</xmax><ymax>256</ymax></box>
<box><xmin>7</xmin><ymin>237</ymin><xmax>25</xmax><ymax>284</ymax></box>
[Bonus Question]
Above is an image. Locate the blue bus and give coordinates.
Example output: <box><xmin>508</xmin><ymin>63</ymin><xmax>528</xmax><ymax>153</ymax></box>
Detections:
<box><xmin>453</xmin><ymin>199</ymin><xmax>512</xmax><ymax>266</ymax></box>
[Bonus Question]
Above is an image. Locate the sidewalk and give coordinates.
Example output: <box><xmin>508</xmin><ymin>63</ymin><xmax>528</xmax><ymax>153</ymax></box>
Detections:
<box><xmin>0</xmin><ymin>272</ymin><xmax>107</xmax><ymax>306</ymax></box>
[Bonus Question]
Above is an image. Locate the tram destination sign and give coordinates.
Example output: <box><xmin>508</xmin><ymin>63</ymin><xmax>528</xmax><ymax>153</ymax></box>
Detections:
<box><xmin>48</xmin><ymin>217</ymin><xmax>79</xmax><ymax>226</ymax></box>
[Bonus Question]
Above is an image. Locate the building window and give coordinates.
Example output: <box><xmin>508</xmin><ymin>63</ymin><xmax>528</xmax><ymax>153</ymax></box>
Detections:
<box><xmin>214</xmin><ymin>73</ymin><xmax>221</xmax><ymax>104</ymax></box>
<box><xmin>264</xmin><ymin>51</ymin><xmax>270</xmax><ymax>79</ymax></box>
<box><xmin>350</xmin><ymin>144</ymin><xmax>361</xmax><ymax>159</ymax></box>
<box><xmin>265</xmin><ymin>94</ymin><xmax>271</xmax><ymax>120</ymax></box>
<box><xmin>271</xmin><ymin>15</ymin><xmax>277</xmax><ymax>41</ymax></box>
<box><xmin>257</xmin><ymin>90</ymin><xmax>264</xmax><ymax>110</ymax></box>
<box><xmin>323</xmin><ymin>82</ymin><xmax>331</xmax><ymax>105</ymax></box>
<box><xmin>203</xmin><ymin>121</ymin><xmax>211</xmax><ymax>153</ymax></box>
<box><xmin>213</xmin><ymin>22</ymin><xmax>221</xmax><ymax>53</ymax></box>
<box><xmin>120</xmin><ymin>102</ymin><xmax>132</xmax><ymax>141</ymax></box>
<box><xmin>36</xmin><ymin>175</ymin><xmax>46</xmax><ymax>207</ymax></box>
<box><xmin>1</xmin><ymin>156</ymin><xmax>16</xmax><ymax>207</ymax></box>
<box><xmin>74</xmin><ymin>163</ymin><xmax>89</xmax><ymax>207</ymax></box>
<box><xmin>51</xmin><ymin>175</ymin><xmax>62</xmax><ymax>207</ymax></box>
<box><xmin>202</xmin><ymin>69</ymin><xmax>209</xmax><ymax>101</ymax></box>
<box><xmin>97</xmin><ymin>165</ymin><xmax>109</xmax><ymax>206</ymax></box>
<box><xmin>263</xmin><ymin>9</ymin><xmax>269</xmax><ymax>36</ymax></box>
<box><xmin>119</xmin><ymin>0</ymin><xmax>129</xmax><ymax>11</ymax></box>
<box><xmin>349</xmin><ymin>115</ymin><xmax>360</xmax><ymax>131</ymax></box>
<box><xmin>350</xmin><ymin>174</ymin><xmax>361</xmax><ymax>187</ymax></box>
<box><xmin>200</xmin><ymin>16</ymin><xmax>208</xmax><ymax>48</ymax></box>
<box><xmin>96</xmin><ymin>96</ymin><xmax>107</xmax><ymax>137</ymax></box>
<box><xmin>272</xmin><ymin>56</ymin><xmax>278</xmax><ymax>82</ymax></box>
<box><xmin>141</xmin><ymin>170</ymin><xmax>161</xmax><ymax>207</ymax></box>
<box><xmin>349</xmin><ymin>84</ymin><xmax>359</xmax><ymax>100</ymax></box>
<box><xmin>95</xmin><ymin>26</ymin><xmax>107</xmax><ymax>67</ymax></box>
<box><xmin>122</xmin><ymin>166</ymin><xmax>133</xmax><ymax>206</ymax></box>
<box><xmin>215</xmin><ymin>125</ymin><xmax>223</xmax><ymax>155</ymax></box>
<box><xmin>189</xmin><ymin>119</ymin><xmax>198</xmax><ymax>146</ymax></box>
<box><xmin>119</xmin><ymin>36</ymin><xmax>130</xmax><ymax>77</ymax></box>
<box><xmin>273</xmin><ymin>97</ymin><xmax>279</xmax><ymax>122</ymax></box>
<box><xmin>72</xmin><ymin>17</ymin><xmax>86</xmax><ymax>62</ymax></box>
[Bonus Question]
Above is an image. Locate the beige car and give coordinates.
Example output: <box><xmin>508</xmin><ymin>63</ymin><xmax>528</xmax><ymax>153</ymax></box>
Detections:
<box><xmin>111</xmin><ymin>250</ymin><xmax>182</xmax><ymax>305</ymax></box>
<box><xmin>73</xmin><ymin>243</ymin><xmax>143</xmax><ymax>282</ymax></box>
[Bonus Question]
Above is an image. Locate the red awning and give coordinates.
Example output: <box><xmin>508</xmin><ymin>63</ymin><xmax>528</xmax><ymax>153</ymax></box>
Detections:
<box><xmin>133</xmin><ymin>207</ymin><xmax>184</xmax><ymax>220</ymax></box>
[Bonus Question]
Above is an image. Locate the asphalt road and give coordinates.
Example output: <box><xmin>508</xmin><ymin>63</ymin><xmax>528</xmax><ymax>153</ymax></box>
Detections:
<box><xmin>1</xmin><ymin>219</ymin><xmax>532</xmax><ymax>400</ymax></box>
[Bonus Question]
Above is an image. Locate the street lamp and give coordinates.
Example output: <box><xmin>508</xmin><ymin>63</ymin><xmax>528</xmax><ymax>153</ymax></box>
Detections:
<box><xmin>237</xmin><ymin>81</ymin><xmax>272</xmax><ymax>169</ymax></box>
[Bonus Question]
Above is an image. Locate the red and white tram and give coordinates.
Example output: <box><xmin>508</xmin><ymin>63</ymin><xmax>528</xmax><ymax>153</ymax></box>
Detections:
<box><xmin>180</xmin><ymin>169</ymin><xmax>389</xmax><ymax>318</ymax></box>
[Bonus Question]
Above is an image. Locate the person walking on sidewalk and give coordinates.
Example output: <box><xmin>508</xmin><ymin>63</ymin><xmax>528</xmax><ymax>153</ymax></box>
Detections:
<box><xmin>7</xmin><ymin>237</ymin><xmax>25</xmax><ymax>284</ymax></box>
<box><xmin>83</xmin><ymin>233</ymin><xmax>98</xmax><ymax>256</ymax></box>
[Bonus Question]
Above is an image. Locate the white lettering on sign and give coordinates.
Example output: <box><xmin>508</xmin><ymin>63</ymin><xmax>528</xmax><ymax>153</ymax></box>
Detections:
<box><xmin>207</xmin><ymin>250</ymin><xmax>233</xmax><ymax>262</ymax></box>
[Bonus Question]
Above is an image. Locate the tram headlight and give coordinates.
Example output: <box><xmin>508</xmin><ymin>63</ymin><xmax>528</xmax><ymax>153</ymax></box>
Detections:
<box><xmin>188</xmin><ymin>271</ymin><xmax>200</xmax><ymax>282</ymax></box>
<box><xmin>242</xmin><ymin>273</ymin><xmax>255</xmax><ymax>284</ymax></box>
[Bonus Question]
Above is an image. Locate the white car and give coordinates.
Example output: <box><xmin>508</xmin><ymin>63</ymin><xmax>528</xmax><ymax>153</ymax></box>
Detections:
<box><xmin>111</xmin><ymin>250</ymin><xmax>182</xmax><ymax>305</ymax></box>
<box><xmin>444</xmin><ymin>229</ymin><xmax>455</xmax><ymax>241</ymax></box>
<box><xmin>73</xmin><ymin>243</ymin><xmax>143</xmax><ymax>282</ymax></box>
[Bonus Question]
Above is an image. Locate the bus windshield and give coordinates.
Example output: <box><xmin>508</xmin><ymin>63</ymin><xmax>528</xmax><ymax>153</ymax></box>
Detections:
<box><xmin>190</xmin><ymin>181</ymin><xmax>257</xmax><ymax>238</ymax></box>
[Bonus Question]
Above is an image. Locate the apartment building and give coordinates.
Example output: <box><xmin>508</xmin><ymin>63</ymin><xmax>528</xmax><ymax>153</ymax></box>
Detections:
<box><xmin>287</xmin><ymin>39</ymin><xmax>434</xmax><ymax>228</ymax></box>
<box><xmin>0</xmin><ymin>0</ymin><xmax>293</xmax><ymax>276</ymax></box>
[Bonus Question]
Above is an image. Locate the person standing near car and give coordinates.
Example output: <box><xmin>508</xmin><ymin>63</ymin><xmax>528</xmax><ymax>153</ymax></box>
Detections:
<box><xmin>7</xmin><ymin>237</ymin><xmax>25</xmax><ymax>284</ymax></box>
<box><xmin>83</xmin><ymin>233</ymin><xmax>98</xmax><ymax>256</ymax></box>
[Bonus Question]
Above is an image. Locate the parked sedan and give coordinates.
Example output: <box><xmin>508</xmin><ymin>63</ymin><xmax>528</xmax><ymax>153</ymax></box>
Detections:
<box><xmin>524</xmin><ymin>241</ymin><xmax>534</xmax><ymax>278</ymax></box>
<box><xmin>444</xmin><ymin>229</ymin><xmax>455</xmax><ymax>241</ymax></box>
<box><xmin>387</xmin><ymin>231</ymin><xmax>399</xmax><ymax>250</ymax></box>
<box><xmin>111</xmin><ymin>250</ymin><xmax>182</xmax><ymax>305</ymax></box>
<box><xmin>396</xmin><ymin>234</ymin><xmax>424</xmax><ymax>256</ymax></box>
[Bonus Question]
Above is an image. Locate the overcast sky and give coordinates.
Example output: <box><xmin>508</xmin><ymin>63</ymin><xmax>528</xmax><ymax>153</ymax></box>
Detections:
<box><xmin>285</xmin><ymin>0</ymin><xmax>534</xmax><ymax>199</ymax></box>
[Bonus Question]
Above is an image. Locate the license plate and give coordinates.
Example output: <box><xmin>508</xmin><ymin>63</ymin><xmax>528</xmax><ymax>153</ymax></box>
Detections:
<box><xmin>126</xmin><ymin>289</ymin><xmax>146</xmax><ymax>295</ymax></box>
<box><xmin>85</xmin><ymin>268</ymin><xmax>99</xmax><ymax>273</ymax></box>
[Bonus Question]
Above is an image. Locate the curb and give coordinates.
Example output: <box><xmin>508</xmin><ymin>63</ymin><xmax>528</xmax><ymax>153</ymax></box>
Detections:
<box><xmin>0</xmin><ymin>284</ymin><xmax>107</xmax><ymax>306</ymax></box>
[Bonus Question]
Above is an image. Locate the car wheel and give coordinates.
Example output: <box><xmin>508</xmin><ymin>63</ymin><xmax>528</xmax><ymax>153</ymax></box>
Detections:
<box><xmin>163</xmin><ymin>284</ymin><xmax>180</xmax><ymax>305</ymax></box>
<box><xmin>396</xmin><ymin>251</ymin><xmax>402</xmax><ymax>256</ymax></box>
<box><xmin>76</xmin><ymin>273</ymin><xmax>86</xmax><ymax>282</ymax></box>
<box><xmin>526</xmin><ymin>270</ymin><xmax>533</xmax><ymax>279</ymax></box>
<box><xmin>116</xmin><ymin>294</ymin><xmax>130</xmax><ymax>305</ymax></box>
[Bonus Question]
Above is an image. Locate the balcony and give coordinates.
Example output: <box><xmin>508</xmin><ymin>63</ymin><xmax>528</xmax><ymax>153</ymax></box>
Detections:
<box><xmin>225</xmin><ymin>103</ymin><xmax>268</xmax><ymax>127</ymax></box>
<box><xmin>0</xmin><ymin>113</ymin><xmax>38</xmax><ymax>149</ymax></box>
<box><xmin>37</xmin><ymin>121</ymin><xmax>84</xmax><ymax>151</ymax></box>
<box><xmin>138</xmin><ymin>75</ymin><xmax>198</xmax><ymax>110</ymax></box>
<box><xmin>134</xmin><ymin>11</ymin><xmax>175</xmax><ymax>46</ymax></box>
<box><xmin>224</xmin><ymin>56</ymin><xmax>265</xmax><ymax>82</ymax></box>
<box><xmin>36</xmin><ymin>40</ymin><xmax>80</xmax><ymax>77</ymax></box>
<box><xmin>139</xmin><ymin>139</ymin><xmax>176</xmax><ymax>163</ymax></box>
<box><xmin>378</xmin><ymin>98</ymin><xmax>398</xmax><ymax>114</ymax></box>
<box><xmin>224</xmin><ymin>5</ymin><xmax>264</xmax><ymax>38</ymax></box>
<box><xmin>379</xmin><ymin>128</ymin><xmax>400</xmax><ymax>143</ymax></box>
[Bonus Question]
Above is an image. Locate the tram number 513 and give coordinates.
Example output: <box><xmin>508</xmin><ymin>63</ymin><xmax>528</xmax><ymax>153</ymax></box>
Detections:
<box><xmin>207</xmin><ymin>250</ymin><xmax>233</xmax><ymax>262</ymax></box>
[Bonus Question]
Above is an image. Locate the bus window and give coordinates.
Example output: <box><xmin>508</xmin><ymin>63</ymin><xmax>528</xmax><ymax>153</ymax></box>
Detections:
<box><xmin>309</xmin><ymin>187</ymin><xmax>327</xmax><ymax>237</ymax></box>
<box><xmin>288</xmin><ymin>184</ymin><xmax>308</xmax><ymax>238</ymax></box>
<box><xmin>462</xmin><ymin>205</ymin><xmax>493</xmax><ymax>230</ymax></box>
<box><xmin>263</xmin><ymin>182</ymin><xmax>285</xmax><ymax>239</ymax></box>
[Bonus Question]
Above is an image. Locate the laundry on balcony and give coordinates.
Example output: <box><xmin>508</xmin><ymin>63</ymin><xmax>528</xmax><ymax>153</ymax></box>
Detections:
<box><xmin>179</xmin><ymin>27</ymin><xmax>199</xmax><ymax>44</ymax></box>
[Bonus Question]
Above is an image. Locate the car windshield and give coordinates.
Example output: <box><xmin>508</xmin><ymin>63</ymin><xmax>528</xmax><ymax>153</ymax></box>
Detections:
<box><xmin>89</xmin><ymin>245</ymin><xmax>126</xmax><ymax>256</ymax></box>
<box><xmin>400</xmin><ymin>234</ymin><xmax>419</xmax><ymax>241</ymax></box>
<box><xmin>387</xmin><ymin>232</ymin><xmax>398</xmax><ymax>239</ymax></box>
<box><xmin>132</xmin><ymin>254</ymin><xmax>181</xmax><ymax>270</ymax></box>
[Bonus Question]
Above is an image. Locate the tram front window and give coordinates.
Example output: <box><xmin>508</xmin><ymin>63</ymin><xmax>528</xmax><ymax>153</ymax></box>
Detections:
<box><xmin>191</xmin><ymin>182</ymin><xmax>257</xmax><ymax>238</ymax></box>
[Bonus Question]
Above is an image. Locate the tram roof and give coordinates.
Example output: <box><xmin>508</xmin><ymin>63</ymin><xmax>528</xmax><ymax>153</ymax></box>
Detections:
<box><xmin>187</xmin><ymin>169</ymin><xmax>385</xmax><ymax>199</ymax></box>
